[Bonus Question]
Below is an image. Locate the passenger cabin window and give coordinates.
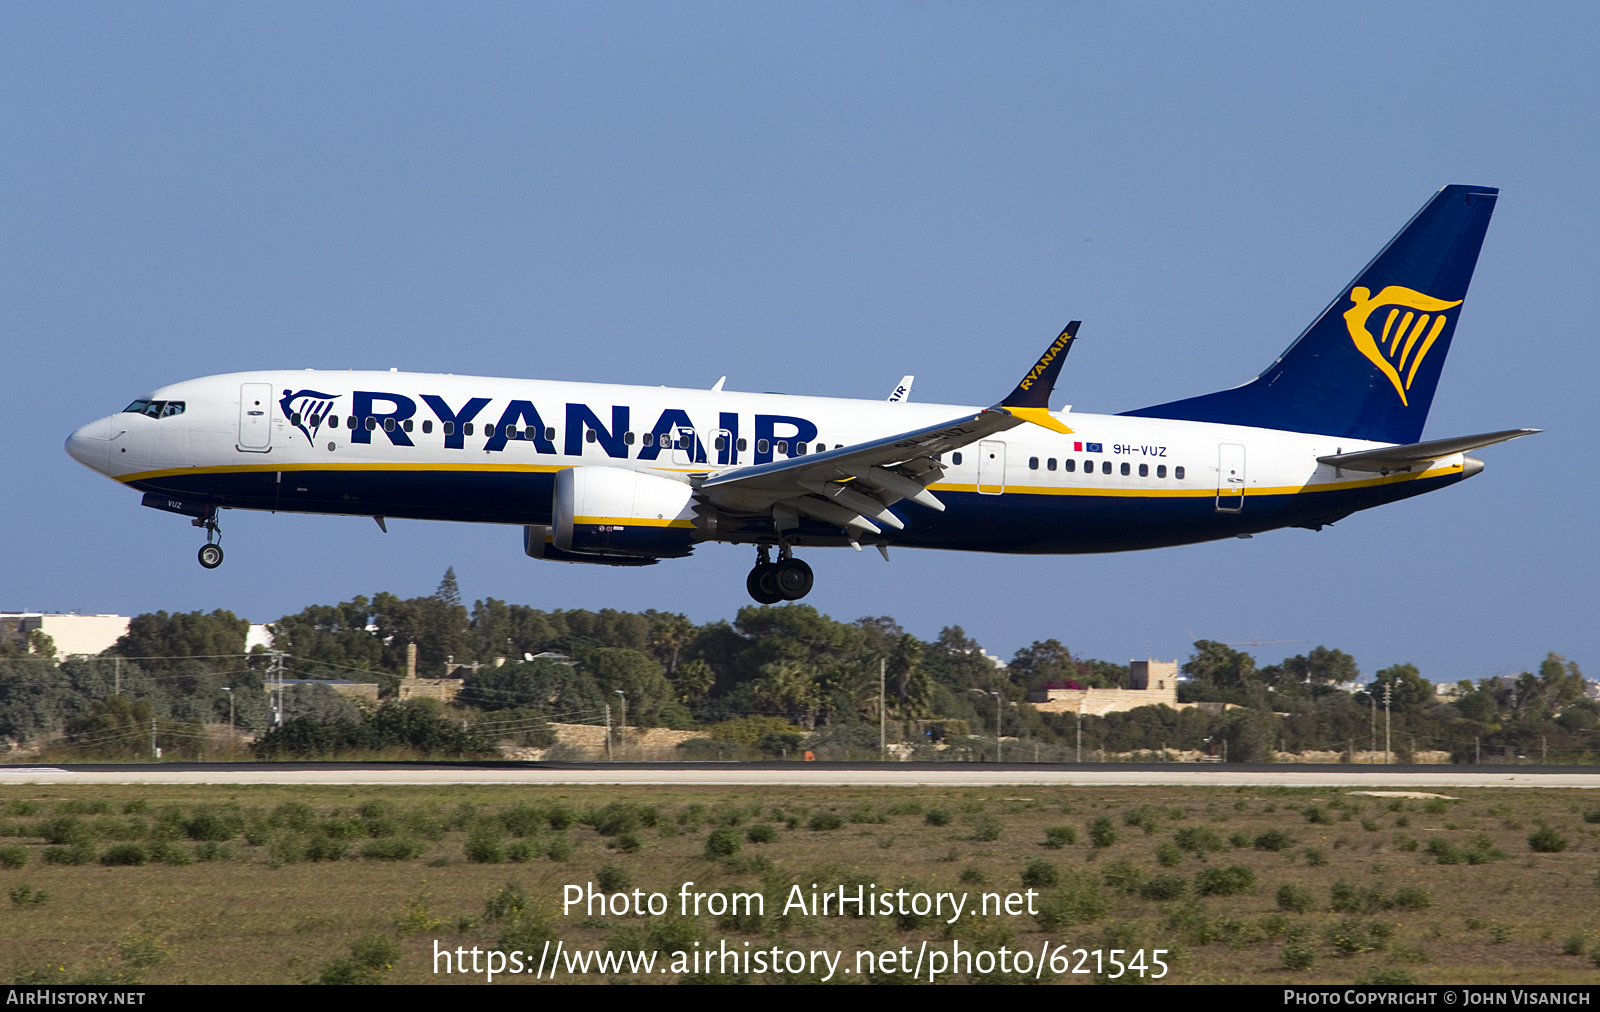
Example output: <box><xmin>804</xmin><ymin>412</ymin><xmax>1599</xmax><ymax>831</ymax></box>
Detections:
<box><xmin>1101</xmin><ymin>460</ymin><xmax>1111</xmax><ymax>475</ymax></box>
<box><xmin>1028</xmin><ymin>456</ymin><xmax>1039</xmax><ymax>470</ymax></box>
<box><xmin>1157</xmin><ymin>464</ymin><xmax>1166</xmax><ymax>478</ymax></box>
<box><xmin>794</xmin><ymin>442</ymin><xmax>806</xmax><ymax>456</ymax></box>
<box><xmin>442</xmin><ymin>421</ymin><xmax>453</xmax><ymax>435</ymax></box>
<box><xmin>384</xmin><ymin>418</ymin><xmax>395</xmax><ymax>432</ymax></box>
<box><xmin>463</xmin><ymin>422</ymin><xmax>474</xmax><ymax>436</ymax></box>
<box><xmin>290</xmin><ymin>412</ymin><xmax>302</xmax><ymax>425</ymax></box>
<box><xmin>641</xmin><ymin>432</ymin><xmax>653</xmax><ymax>446</ymax></box>
<box><xmin>1063</xmin><ymin>458</ymin><xmax>1075</xmax><ymax>473</ymax></box>
<box><xmin>757</xmin><ymin>438</ymin><xmax>769</xmax><ymax>453</ymax></box>
<box><xmin>624</xmin><ymin>431</ymin><xmax>635</xmax><ymax>445</ymax></box>
<box><xmin>1175</xmin><ymin>466</ymin><xmax>1185</xmax><ymax>480</ymax></box>
<box><xmin>714</xmin><ymin>435</ymin><xmax>727</xmax><ymax>450</ymax></box>
<box><xmin>776</xmin><ymin>440</ymin><xmax>789</xmax><ymax>455</ymax></box>
<box><xmin>546</xmin><ymin>428</ymin><xmax>556</xmax><ymax>441</ymax></box>
<box><xmin>422</xmin><ymin>420</ymin><xmax>433</xmax><ymax>434</ymax></box>
<box><xmin>1138</xmin><ymin>463</ymin><xmax>1148</xmax><ymax>477</ymax></box>
<box><xmin>738</xmin><ymin>438</ymin><xmax>748</xmax><ymax>451</ymax></box>
<box><xmin>816</xmin><ymin>443</ymin><xmax>826</xmax><ymax>454</ymax></box>
<box><xmin>403</xmin><ymin>419</ymin><xmax>413</xmax><ymax>432</ymax></box>
<box><xmin>1120</xmin><ymin>462</ymin><xmax>1130</xmax><ymax>476</ymax></box>
<box><xmin>1047</xmin><ymin>458</ymin><xmax>1057</xmax><ymax>471</ymax></box>
<box><xmin>585</xmin><ymin>429</ymin><xmax>597</xmax><ymax>443</ymax></box>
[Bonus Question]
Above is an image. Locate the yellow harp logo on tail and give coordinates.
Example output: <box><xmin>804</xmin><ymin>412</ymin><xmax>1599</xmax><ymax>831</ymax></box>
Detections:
<box><xmin>1342</xmin><ymin>286</ymin><xmax>1462</xmax><ymax>406</ymax></box>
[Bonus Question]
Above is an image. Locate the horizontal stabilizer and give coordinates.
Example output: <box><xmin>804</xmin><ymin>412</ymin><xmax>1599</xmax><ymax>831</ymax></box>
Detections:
<box><xmin>1317</xmin><ymin>428</ymin><xmax>1539</xmax><ymax>473</ymax></box>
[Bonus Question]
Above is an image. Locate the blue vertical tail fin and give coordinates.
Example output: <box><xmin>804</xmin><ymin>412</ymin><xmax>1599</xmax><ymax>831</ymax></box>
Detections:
<box><xmin>1122</xmin><ymin>185</ymin><xmax>1498</xmax><ymax>444</ymax></box>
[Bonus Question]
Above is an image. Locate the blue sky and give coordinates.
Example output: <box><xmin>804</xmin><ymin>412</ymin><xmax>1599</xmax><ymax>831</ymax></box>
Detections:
<box><xmin>4</xmin><ymin>3</ymin><xmax>1595</xmax><ymax>684</ymax></box>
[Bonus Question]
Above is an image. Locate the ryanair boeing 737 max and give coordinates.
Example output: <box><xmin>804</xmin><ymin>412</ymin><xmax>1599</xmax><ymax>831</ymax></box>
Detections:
<box><xmin>66</xmin><ymin>185</ymin><xmax>1536</xmax><ymax>602</ymax></box>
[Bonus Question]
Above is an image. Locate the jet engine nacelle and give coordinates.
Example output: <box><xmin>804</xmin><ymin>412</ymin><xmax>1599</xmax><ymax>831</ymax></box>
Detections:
<box><xmin>551</xmin><ymin>466</ymin><xmax>698</xmax><ymax>560</ymax></box>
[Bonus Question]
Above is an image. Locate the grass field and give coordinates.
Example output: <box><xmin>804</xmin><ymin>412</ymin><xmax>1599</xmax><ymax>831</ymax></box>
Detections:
<box><xmin>2</xmin><ymin>782</ymin><xmax>1599</xmax><ymax>985</ymax></box>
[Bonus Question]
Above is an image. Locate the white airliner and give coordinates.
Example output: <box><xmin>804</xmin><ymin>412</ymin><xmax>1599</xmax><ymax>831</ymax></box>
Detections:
<box><xmin>66</xmin><ymin>185</ymin><xmax>1535</xmax><ymax>602</ymax></box>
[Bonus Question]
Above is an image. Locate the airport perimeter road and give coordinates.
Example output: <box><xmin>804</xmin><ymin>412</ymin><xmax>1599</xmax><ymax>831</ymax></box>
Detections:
<box><xmin>2</xmin><ymin>762</ymin><xmax>1599</xmax><ymax>789</ymax></box>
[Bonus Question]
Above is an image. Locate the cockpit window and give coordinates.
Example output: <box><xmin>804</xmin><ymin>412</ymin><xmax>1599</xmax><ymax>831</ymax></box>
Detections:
<box><xmin>122</xmin><ymin>400</ymin><xmax>185</xmax><ymax>418</ymax></box>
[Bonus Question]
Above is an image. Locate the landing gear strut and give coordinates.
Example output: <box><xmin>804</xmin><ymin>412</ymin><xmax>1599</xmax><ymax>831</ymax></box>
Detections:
<box><xmin>193</xmin><ymin>510</ymin><xmax>224</xmax><ymax>569</ymax></box>
<box><xmin>746</xmin><ymin>544</ymin><xmax>813</xmax><ymax>603</ymax></box>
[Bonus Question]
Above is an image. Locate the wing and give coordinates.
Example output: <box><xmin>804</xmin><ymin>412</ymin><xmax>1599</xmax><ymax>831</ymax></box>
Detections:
<box><xmin>697</xmin><ymin>323</ymin><xmax>1080</xmax><ymax>542</ymax></box>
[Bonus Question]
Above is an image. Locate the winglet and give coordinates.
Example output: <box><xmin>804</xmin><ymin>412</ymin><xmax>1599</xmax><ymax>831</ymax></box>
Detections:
<box><xmin>1001</xmin><ymin>322</ymin><xmax>1079</xmax><ymax>408</ymax></box>
<box><xmin>995</xmin><ymin>322</ymin><xmax>1079</xmax><ymax>433</ymax></box>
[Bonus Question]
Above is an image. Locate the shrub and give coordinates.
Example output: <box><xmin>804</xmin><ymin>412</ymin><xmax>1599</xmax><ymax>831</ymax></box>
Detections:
<box><xmin>505</xmin><ymin>841</ymin><xmax>535</xmax><ymax>862</ymax></box>
<box><xmin>1020</xmin><ymin>859</ymin><xmax>1059</xmax><ymax>888</ymax></box>
<box><xmin>924</xmin><ymin>808</ymin><xmax>951</xmax><ymax>826</ymax></box>
<box><xmin>612</xmin><ymin>832</ymin><xmax>642</xmax><ymax>853</ymax></box>
<box><xmin>807</xmin><ymin>813</ymin><xmax>844</xmax><ymax>831</ymax></box>
<box><xmin>184</xmin><ymin>809</ymin><xmax>243</xmax><ymax>842</ymax></box>
<box><xmin>1529</xmin><ymin>826</ymin><xmax>1568</xmax><ymax>853</ymax></box>
<box><xmin>596</xmin><ymin>863</ymin><xmax>631</xmax><ymax>893</ymax></box>
<box><xmin>1195</xmin><ymin>865</ymin><xmax>1255</xmax><ymax>896</ymax></box>
<box><xmin>1102</xmin><ymin>860</ymin><xmax>1145</xmax><ymax>894</ymax></box>
<box><xmin>1301</xmin><ymin>847</ymin><xmax>1328</xmax><ymax>867</ymax></box>
<box><xmin>44</xmin><ymin>845</ymin><xmax>94</xmax><ymax>866</ymax></box>
<box><xmin>1276</xmin><ymin>883</ymin><xmax>1314</xmax><ymax>913</ymax></box>
<box><xmin>970</xmin><ymin>816</ymin><xmax>1003</xmax><ymax>842</ymax></box>
<box><xmin>1254</xmin><ymin>829</ymin><xmax>1294</xmax><ymax>852</ymax></box>
<box><xmin>1583</xmin><ymin>809</ymin><xmax>1600</xmax><ymax>825</ymax></box>
<box><xmin>1033</xmin><ymin>872</ymin><xmax>1111</xmax><ymax>931</ymax></box>
<box><xmin>1088</xmin><ymin>817</ymin><xmax>1118</xmax><ymax>850</ymax></box>
<box><xmin>0</xmin><ymin>846</ymin><xmax>28</xmax><ymax>869</ymax></box>
<box><xmin>705</xmin><ymin>828</ymin><xmax>742</xmax><ymax>859</ymax></box>
<box><xmin>1156</xmin><ymin>842</ymin><xmax>1184</xmax><ymax>867</ymax></box>
<box><xmin>361</xmin><ymin>838</ymin><xmax>423</xmax><ymax>861</ymax></box>
<box><xmin>1422</xmin><ymin>798</ymin><xmax>1450</xmax><ymax>815</ymax></box>
<box><xmin>305</xmin><ymin>836</ymin><xmax>348</xmax><ymax>862</ymax></box>
<box><xmin>9</xmin><ymin>884</ymin><xmax>47</xmax><ymax>907</ymax></box>
<box><xmin>746</xmin><ymin>823</ymin><xmax>778</xmax><ymax>844</ymax></box>
<box><xmin>500</xmin><ymin>805</ymin><xmax>546</xmax><ymax>838</ymax></box>
<box><xmin>546</xmin><ymin>836</ymin><xmax>572</xmax><ymax>861</ymax></box>
<box><xmin>959</xmin><ymin>866</ymin><xmax>986</xmax><ymax>886</ymax></box>
<box><xmin>1426</xmin><ymin>838</ymin><xmax>1464</xmax><ymax>864</ymax></box>
<box><xmin>39</xmin><ymin>817</ymin><xmax>90</xmax><ymax>846</ymax></box>
<box><xmin>150</xmin><ymin>841</ymin><xmax>193</xmax><ymax>866</ymax></box>
<box><xmin>465</xmin><ymin>832</ymin><xmax>506</xmax><ymax>864</ymax></box>
<box><xmin>100</xmin><ymin>844</ymin><xmax>148</xmax><ymax>866</ymax></box>
<box><xmin>1043</xmin><ymin>826</ymin><xmax>1075</xmax><ymax>849</ymax></box>
<box><xmin>1138</xmin><ymin>874</ymin><xmax>1187</xmax><ymax>901</ymax></box>
<box><xmin>1282</xmin><ymin>938</ymin><xmax>1315</xmax><ymax>970</ymax></box>
<box><xmin>1174</xmin><ymin>827</ymin><xmax>1223</xmax><ymax>855</ymax></box>
<box><xmin>1304</xmin><ymin>806</ymin><xmax>1332</xmax><ymax>825</ymax></box>
<box><xmin>1394</xmin><ymin>886</ymin><xmax>1432</xmax><ymax>910</ymax></box>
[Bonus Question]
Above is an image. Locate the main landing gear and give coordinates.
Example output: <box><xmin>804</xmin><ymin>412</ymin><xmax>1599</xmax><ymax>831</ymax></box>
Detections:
<box><xmin>193</xmin><ymin>510</ymin><xmax>224</xmax><ymax>569</ymax></box>
<box><xmin>746</xmin><ymin>544</ymin><xmax>813</xmax><ymax>604</ymax></box>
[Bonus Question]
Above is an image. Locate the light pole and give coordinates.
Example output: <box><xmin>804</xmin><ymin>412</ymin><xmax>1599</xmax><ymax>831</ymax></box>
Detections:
<box><xmin>221</xmin><ymin>687</ymin><xmax>234</xmax><ymax>756</ymax></box>
<box><xmin>989</xmin><ymin>691</ymin><xmax>1001</xmax><ymax>763</ymax></box>
<box><xmin>879</xmin><ymin>657</ymin><xmax>886</xmax><ymax>762</ymax></box>
<box><xmin>614</xmin><ymin>690</ymin><xmax>626</xmax><ymax>761</ymax></box>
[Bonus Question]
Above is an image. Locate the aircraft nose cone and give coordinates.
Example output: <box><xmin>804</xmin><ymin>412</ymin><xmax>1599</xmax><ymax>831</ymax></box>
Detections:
<box><xmin>65</xmin><ymin>417</ymin><xmax>114</xmax><ymax>473</ymax></box>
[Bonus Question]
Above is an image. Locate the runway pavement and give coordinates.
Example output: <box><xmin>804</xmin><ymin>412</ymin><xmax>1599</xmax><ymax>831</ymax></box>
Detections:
<box><xmin>2</xmin><ymin>762</ymin><xmax>1597</xmax><ymax>788</ymax></box>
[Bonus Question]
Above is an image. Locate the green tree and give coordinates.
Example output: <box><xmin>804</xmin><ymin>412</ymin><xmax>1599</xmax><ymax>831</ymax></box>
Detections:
<box><xmin>1183</xmin><ymin>641</ymin><xmax>1257</xmax><ymax>688</ymax></box>
<box><xmin>1367</xmin><ymin>663</ymin><xmax>1433</xmax><ymax>712</ymax></box>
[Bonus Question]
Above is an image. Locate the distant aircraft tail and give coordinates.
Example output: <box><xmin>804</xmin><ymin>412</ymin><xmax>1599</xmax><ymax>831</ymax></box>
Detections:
<box><xmin>1122</xmin><ymin>185</ymin><xmax>1499</xmax><ymax>444</ymax></box>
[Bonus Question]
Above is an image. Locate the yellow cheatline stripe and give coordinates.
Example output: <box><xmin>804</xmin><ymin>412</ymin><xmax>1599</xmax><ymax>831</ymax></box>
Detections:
<box><xmin>575</xmin><ymin>516</ymin><xmax>695</xmax><ymax>529</ymax></box>
<box><xmin>928</xmin><ymin>462</ymin><xmax>1463</xmax><ymax>499</ymax></box>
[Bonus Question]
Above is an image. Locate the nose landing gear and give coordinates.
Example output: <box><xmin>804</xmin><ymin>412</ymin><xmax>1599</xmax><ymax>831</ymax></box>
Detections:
<box><xmin>746</xmin><ymin>545</ymin><xmax>813</xmax><ymax>603</ymax></box>
<box><xmin>193</xmin><ymin>510</ymin><xmax>224</xmax><ymax>569</ymax></box>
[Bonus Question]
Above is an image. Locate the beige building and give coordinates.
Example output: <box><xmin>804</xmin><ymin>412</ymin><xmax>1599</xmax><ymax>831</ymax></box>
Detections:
<box><xmin>1027</xmin><ymin>660</ymin><xmax>1183</xmax><ymax>716</ymax></box>
<box><xmin>0</xmin><ymin>613</ymin><xmax>130</xmax><ymax>660</ymax></box>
